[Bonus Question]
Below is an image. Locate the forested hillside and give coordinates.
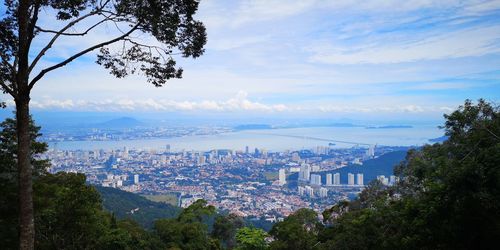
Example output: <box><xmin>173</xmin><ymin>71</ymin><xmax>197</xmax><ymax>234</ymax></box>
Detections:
<box><xmin>96</xmin><ymin>186</ymin><xmax>181</xmax><ymax>228</ymax></box>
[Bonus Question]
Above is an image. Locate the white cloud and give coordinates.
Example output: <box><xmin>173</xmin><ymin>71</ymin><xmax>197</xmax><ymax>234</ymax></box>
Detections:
<box><xmin>5</xmin><ymin>91</ymin><xmax>455</xmax><ymax>115</ymax></box>
<box><xmin>25</xmin><ymin>91</ymin><xmax>290</xmax><ymax>113</ymax></box>
<box><xmin>308</xmin><ymin>25</ymin><xmax>500</xmax><ymax>64</ymax></box>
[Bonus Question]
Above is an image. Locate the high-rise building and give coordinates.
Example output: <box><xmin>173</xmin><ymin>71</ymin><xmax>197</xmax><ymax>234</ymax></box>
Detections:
<box><xmin>245</xmin><ymin>146</ymin><xmax>249</xmax><ymax>154</ymax></box>
<box><xmin>165</xmin><ymin>144</ymin><xmax>171</xmax><ymax>153</ymax></box>
<box><xmin>348</xmin><ymin>173</ymin><xmax>355</xmax><ymax>186</ymax></box>
<box><xmin>334</xmin><ymin>173</ymin><xmax>341</xmax><ymax>185</ymax></box>
<box><xmin>310</xmin><ymin>174</ymin><xmax>322</xmax><ymax>186</ymax></box>
<box><xmin>319</xmin><ymin>187</ymin><xmax>328</xmax><ymax>198</ymax></box>
<box><xmin>298</xmin><ymin>186</ymin><xmax>305</xmax><ymax>196</ymax></box>
<box><xmin>299</xmin><ymin>164</ymin><xmax>311</xmax><ymax>182</ymax></box>
<box><xmin>278</xmin><ymin>169</ymin><xmax>286</xmax><ymax>185</ymax></box>
<box><xmin>305</xmin><ymin>186</ymin><xmax>314</xmax><ymax>197</ymax></box>
<box><xmin>366</xmin><ymin>145</ymin><xmax>375</xmax><ymax>158</ymax></box>
<box><xmin>261</xmin><ymin>149</ymin><xmax>268</xmax><ymax>158</ymax></box>
<box><xmin>197</xmin><ymin>155</ymin><xmax>206</xmax><ymax>165</ymax></box>
<box><xmin>357</xmin><ymin>173</ymin><xmax>364</xmax><ymax>186</ymax></box>
<box><xmin>326</xmin><ymin>173</ymin><xmax>333</xmax><ymax>186</ymax></box>
<box><xmin>123</xmin><ymin>146</ymin><xmax>129</xmax><ymax>159</ymax></box>
<box><xmin>134</xmin><ymin>174</ymin><xmax>139</xmax><ymax>184</ymax></box>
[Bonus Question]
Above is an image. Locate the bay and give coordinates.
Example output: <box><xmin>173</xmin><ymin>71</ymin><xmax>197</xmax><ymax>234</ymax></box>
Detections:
<box><xmin>48</xmin><ymin>125</ymin><xmax>443</xmax><ymax>152</ymax></box>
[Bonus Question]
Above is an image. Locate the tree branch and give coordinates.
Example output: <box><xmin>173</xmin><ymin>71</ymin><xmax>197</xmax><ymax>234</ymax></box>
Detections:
<box><xmin>28</xmin><ymin>5</ymin><xmax>110</xmax><ymax>73</ymax></box>
<box><xmin>35</xmin><ymin>17</ymin><xmax>110</xmax><ymax>37</ymax></box>
<box><xmin>0</xmin><ymin>82</ymin><xmax>15</xmax><ymax>97</ymax></box>
<box><xmin>29</xmin><ymin>24</ymin><xmax>140</xmax><ymax>90</ymax></box>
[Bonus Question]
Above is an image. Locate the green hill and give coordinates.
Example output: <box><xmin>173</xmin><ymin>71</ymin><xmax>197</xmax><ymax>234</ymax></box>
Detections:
<box><xmin>95</xmin><ymin>186</ymin><xmax>181</xmax><ymax>228</ymax></box>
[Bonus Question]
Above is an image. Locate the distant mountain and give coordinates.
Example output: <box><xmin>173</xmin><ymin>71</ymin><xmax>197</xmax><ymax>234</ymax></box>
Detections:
<box><xmin>96</xmin><ymin>117</ymin><xmax>144</xmax><ymax>128</ymax></box>
<box><xmin>95</xmin><ymin>186</ymin><xmax>181</xmax><ymax>228</ymax></box>
<box><xmin>366</xmin><ymin>125</ymin><xmax>413</xmax><ymax>129</ymax></box>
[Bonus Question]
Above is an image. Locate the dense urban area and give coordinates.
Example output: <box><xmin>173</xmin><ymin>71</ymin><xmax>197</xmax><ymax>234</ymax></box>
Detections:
<box><xmin>44</xmin><ymin>141</ymin><xmax>402</xmax><ymax>222</ymax></box>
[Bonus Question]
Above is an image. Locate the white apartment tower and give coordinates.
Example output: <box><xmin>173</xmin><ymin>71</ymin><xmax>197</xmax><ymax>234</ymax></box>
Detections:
<box><xmin>278</xmin><ymin>169</ymin><xmax>287</xmax><ymax>185</ymax></box>
<box><xmin>319</xmin><ymin>187</ymin><xmax>328</xmax><ymax>198</ymax></box>
<box><xmin>326</xmin><ymin>173</ymin><xmax>333</xmax><ymax>186</ymax></box>
<box><xmin>299</xmin><ymin>164</ymin><xmax>311</xmax><ymax>182</ymax></box>
<box><xmin>357</xmin><ymin>173</ymin><xmax>364</xmax><ymax>186</ymax></box>
<box><xmin>348</xmin><ymin>173</ymin><xmax>355</xmax><ymax>186</ymax></box>
<box><xmin>310</xmin><ymin>174</ymin><xmax>322</xmax><ymax>186</ymax></box>
<box><xmin>334</xmin><ymin>173</ymin><xmax>341</xmax><ymax>185</ymax></box>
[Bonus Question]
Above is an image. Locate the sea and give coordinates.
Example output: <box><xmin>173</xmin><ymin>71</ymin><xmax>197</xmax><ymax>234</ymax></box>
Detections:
<box><xmin>48</xmin><ymin>125</ymin><xmax>444</xmax><ymax>152</ymax></box>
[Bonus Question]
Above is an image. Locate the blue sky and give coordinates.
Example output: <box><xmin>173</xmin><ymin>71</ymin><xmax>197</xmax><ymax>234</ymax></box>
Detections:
<box><xmin>1</xmin><ymin>0</ymin><xmax>500</xmax><ymax>122</ymax></box>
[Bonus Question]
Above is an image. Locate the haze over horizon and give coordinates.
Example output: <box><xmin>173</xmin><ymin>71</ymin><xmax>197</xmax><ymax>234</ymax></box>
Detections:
<box><xmin>1</xmin><ymin>0</ymin><xmax>499</xmax><ymax>122</ymax></box>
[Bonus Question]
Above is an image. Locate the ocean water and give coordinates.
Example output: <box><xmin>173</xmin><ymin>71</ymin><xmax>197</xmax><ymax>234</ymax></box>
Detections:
<box><xmin>48</xmin><ymin>125</ymin><xmax>444</xmax><ymax>152</ymax></box>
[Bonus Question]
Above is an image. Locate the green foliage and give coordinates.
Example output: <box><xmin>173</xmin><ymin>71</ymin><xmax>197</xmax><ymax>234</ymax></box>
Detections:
<box><xmin>96</xmin><ymin>186</ymin><xmax>181</xmax><ymax>228</ymax></box>
<box><xmin>212</xmin><ymin>214</ymin><xmax>245</xmax><ymax>249</ymax></box>
<box><xmin>34</xmin><ymin>172</ymin><xmax>107</xmax><ymax>249</ymax></box>
<box><xmin>178</xmin><ymin>199</ymin><xmax>216</xmax><ymax>223</ymax></box>
<box><xmin>154</xmin><ymin>199</ymin><xmax>217</xmax><ymax>250</ymax></box>
<box><xmin>269</xmin><ymin>208</ymin><xmax>323</xmax><ymax>250</ymax></box>
<box><xmin>0</xmin><ymin>116</ymin><xmax>164</xmax><ymax>249</ymax></box>
<box><xmin>0</xmin><ymin>116</ymin><xmax>50</xmax><ymax>248</ymax></box>
<box><xmin>318</xmin><ymin>99</ymin><xmax>500</xmax><ymax>250</ymax></box>
<box><xmin>235</xmin><ymin>227</ymin><xmax>269</xmax><ymax>250</ymax></box>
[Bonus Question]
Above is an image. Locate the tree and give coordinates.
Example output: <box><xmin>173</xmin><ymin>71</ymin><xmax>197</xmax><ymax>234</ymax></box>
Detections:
<box><xmin>269</xmin><ymin>208</ymin><xmax>323</xmax><ymax>250</ymax></box>
<box><xmin>235</xmin><ymin>227</ymin><xmax>268</xmax><ymax>250</ymax></box>
<box><xmin>0</xmin><ymin>115</ymin><xmax>49</xmax><ymax>249</ymax></box>
<box><xmin>212</xmin><ymin>213</ymin><xmax>245</xmax><ymax>249</ymax></box>
<box><xmin>319</xmin><ymin>99</ymin><xmax>500</xmax><ymax>250</ymax></box>
<box><xmin>0</xmin><ymin>1</ymin><xmax>206</xmax><ymax>248</ymax></box>
<box><xmin>154</xmin><ymin>199</ymin><xmax>217</xmax><ymax>250</ymax></box>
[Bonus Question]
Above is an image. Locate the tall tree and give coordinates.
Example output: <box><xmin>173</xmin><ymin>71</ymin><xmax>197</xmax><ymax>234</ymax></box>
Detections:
<box><xmin>319</xmin><ymin>99</ymin><xmax>500</xmax><ymax>249</ymax></box>
<box><xmin>212</xmin><ymin>214</ymin><xmax>245</xmax><ymax>249</ymax></box>
<box><xmin>0</xmin><ymin>115</ymin><xmax>49</xmax><ymax>249</ymax></box>
<box><xmin>0</xmin><ymin>1</ymin><xmax>206</xmax><ymax>249</ymax></box>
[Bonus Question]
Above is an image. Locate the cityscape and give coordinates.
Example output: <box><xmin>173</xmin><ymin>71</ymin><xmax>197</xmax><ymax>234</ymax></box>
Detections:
<box><xmin>44</xmin><ymin>140</ymin><xmax>401</xmax><ymax>222</ymax></box>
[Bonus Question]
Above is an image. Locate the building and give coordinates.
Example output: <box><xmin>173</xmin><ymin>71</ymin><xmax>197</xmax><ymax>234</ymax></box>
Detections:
<box><xmin>357</xmin><ymin>173</ymin><xmax>364</xmax><ymax>186</ymax></box>
<box><xmin>133</xmin><ymin>174</ymin><xmax>139</xmax><ymax>184</ymax></box>
<box><xmin>319</xmin><ymin>187</ymin><xmax>328</xmax><ymax>198</ymax></box>
<box><xmin>278</xmin><ymin>169</ymin><xmax>287</xmax><ymax>185</ymax></box>
<box><xmin>122</xmin><ymin>147</ymin><xmax>129</xmax><ymax>159</ymax></box>
<box><xmin>299</xmin><ymin>164</ymin><xmax>311</xmax><ymax>182</ymax></box>
<box><xmin>348</xmin><ymin>173</ymin><xmax>355</xmax><ymax>186</ymax></box>
<box><xmin>298</xmin><ymin>186</ymin><xmax>305</xmax><ymax>196</ymax></box>
<box><xmin>334</xmin><ymin>173</ymin><xmax>340</xmax><ymax>185</ymax></box>
<box><xmin>326</xmin><ymin>173</ymin><xmax>333</xmax><ymax>186</ymax></box>
<box><xmin>377</xmin><ymin>175</ymin><xmax>389</xmax><ymax>185</ymax></box>
<box><xmin>197</xmin><ymin>155</ymin><xmax>206</xmax><ymax>165</ymax></box>
<box><xmin>366</xmin><ymin>145</ymin><xmax>375</xmax><ymax>158</ymax></box>
<box><xmin>305</xmin><ymin>186</ymin><xmax>314</xmax><ymax>197</ymax></box>
<box><xmin>310</xmin><ymin>174</ymin><xmax>322</xmax><ymax>186</ymax></box>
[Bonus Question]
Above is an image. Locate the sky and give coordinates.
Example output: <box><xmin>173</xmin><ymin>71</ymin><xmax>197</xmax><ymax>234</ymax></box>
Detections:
<box><xmin>1</xmin><ymin>0</ymin><xmax>500</xmax><ymax>123</ymax></box>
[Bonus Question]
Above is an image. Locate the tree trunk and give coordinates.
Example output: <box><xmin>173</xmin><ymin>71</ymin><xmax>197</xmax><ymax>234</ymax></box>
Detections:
<box><xmin>16</xmin><ymin>96</ymin><xmax>34</xmax><ymax>250</ymax></box>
